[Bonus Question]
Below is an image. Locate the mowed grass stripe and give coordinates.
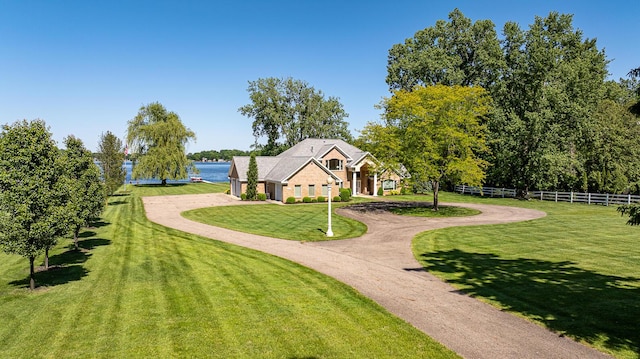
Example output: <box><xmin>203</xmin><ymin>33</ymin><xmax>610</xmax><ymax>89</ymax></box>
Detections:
<box><xmin>410</xmin><ymin>192</ymin><xmax>640</xmax><ymax>359</ymax></box>
<box><xmin>0</xmin><ymin>184</ymin><xmax>456</xmax><ymax>358</ymax></box>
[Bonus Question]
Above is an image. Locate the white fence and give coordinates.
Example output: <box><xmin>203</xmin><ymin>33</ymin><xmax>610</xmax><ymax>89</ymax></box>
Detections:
<box><xmin>454</xmin><ymin>185</ymin><xmax>640</xmax><ymax>206</ymax></box>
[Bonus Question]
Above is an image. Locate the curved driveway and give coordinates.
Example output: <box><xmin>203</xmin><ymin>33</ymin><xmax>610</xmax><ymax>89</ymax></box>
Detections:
<box><xmin>142</xmin><ymin>193</ymin><xmax>611</xmax><ymax>359</ymax></box>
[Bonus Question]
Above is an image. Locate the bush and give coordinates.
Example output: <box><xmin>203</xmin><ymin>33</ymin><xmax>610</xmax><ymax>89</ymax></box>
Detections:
<box><xmin>257</xmin><ymin>193</ymin><xmax>267</xmax><ymax>201</ymax></box>
<box><xmin>302</xmin><ymin>196</ymin><xmax>312</xmax><ymax>203</ymax></box>
<box><xmin>339</xmin><ymin>188</ymin><xmax>351</xmax><ymax>202</ymax></box>
<box><xmin>317</xmin><ymin>196</ymin><xmax>326</xmax><ymax>202</ymax></box>
<box><xmin>311</xmin><ymin>198</ymin><xmax>318</xmax><ymax>203</ymax></box>
<box><xmin>285</xmin><ymin>197</ymin><xmax>296</xmax><ymax>204</ymax></box>
<box><xmin>377</xmin><ymin>186</ymin><xmax>384</xmax><ymax>196</ymax></box>
<box><xmin>333</xmin><ymin>196</ymin><xmax>342</xmax><ymax>202</ymax></box>
<box><xmin>240</xmin><ymin>193</ymin><xmax>247</xmax><ymax>201</ymax></box>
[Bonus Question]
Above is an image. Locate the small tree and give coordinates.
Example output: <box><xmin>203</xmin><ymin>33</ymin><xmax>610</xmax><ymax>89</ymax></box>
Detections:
<box><xmin>246</xmin><ymin>152</ymin><xmax>258</xmax><ymax>200</ymax></box>
<box><xmin>361</xmin><ymin>85</ymin><xmax>491</xmax><ymax>210</ymax></box>
<box><xmin>0</xmin><ymin>120</ymin><xmax>70</xmax><ymax>289</ymax></box>
<box><xmin>97</xmin><ymin>131</ymin><xmax>126</xmax><ymax>195</ymax></box>
<box><xmin>62</xmin><ymin>136</ymin><xmax>106</xmax><ymax>250</ymax></box>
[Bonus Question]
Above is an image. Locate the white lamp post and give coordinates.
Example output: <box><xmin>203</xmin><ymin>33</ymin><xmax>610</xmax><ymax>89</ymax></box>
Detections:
<box><xmin>326</xmin><ymin>176</ymin><xmax>334</xmax><ymax>237</ymax></box>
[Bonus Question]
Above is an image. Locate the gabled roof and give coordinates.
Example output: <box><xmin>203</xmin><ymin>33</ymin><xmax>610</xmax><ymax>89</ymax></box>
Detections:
<box><xmin>230</xmin><ymin>155</ymin><xmax>341</xmax><ymax>184</ymax></box>
<box><xmin>229</xmin><ymin>156</ymin><xmax>281</xmax><ymax>182</ymax></box>
<box><xmin>277</xmin><ymin>138</ymin><xmax>364</xmax><ymax>161</ymax></box>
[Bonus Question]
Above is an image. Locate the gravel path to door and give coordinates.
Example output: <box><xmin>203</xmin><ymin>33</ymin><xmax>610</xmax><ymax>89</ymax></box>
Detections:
<box><xmin>142</xmin><ymin>193</ymin><xmax>611</xmax><ymax>359</ymax></box>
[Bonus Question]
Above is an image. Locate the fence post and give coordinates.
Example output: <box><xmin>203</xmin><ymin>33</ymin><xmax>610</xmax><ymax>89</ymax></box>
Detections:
<box><xmin>588</xmin><ymin>193</ymin><xmax>591</xmax><ymax>205</ymax></box>
<box><xmin>540</xmin><ymin>191</ymin><xmax>543</xmax><ymax>201</ymax></box>
<box><xmin>502</xmin><ymin>188</ymin><xmax>505</xmax><ymax>198</ymax></box>
<box><xmin>555</xmin><ymin>191</ymin><xmax>558</xmax><ymax>202</ymax></box>
<box><xmin>462</xmin><ymin>184</ymin><xmax>466</xmax><ymax>194</ymax></box>
<box><xmin>629</xmin><ymin>194</ymin><xmax>631</xmax><ymax>205</ymax></box>
<box><xmin>606</xmin><ymin>194</ymin><xmax>609</xmax><ymax>206</ymax></box>
<box><xmin>570</xmin><ymin>191</ymin><xmax>573</xmax><ymax>203</ymax></box>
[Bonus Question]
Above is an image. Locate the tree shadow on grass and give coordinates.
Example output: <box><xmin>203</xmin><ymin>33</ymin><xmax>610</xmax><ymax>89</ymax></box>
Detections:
<box><xmin>90</xmin><ymin>220</ymin><xmax>110</xmax><ymax>229</ymax></box>
<box><xmin>417</xmin><ymin>249</ymin><xmax>640</xmax><ymax>355</ymax></box>
<box><xmin>9</xmin><ymin>237</ymin><xmax>111</xmax><ymax>289</ymax></box>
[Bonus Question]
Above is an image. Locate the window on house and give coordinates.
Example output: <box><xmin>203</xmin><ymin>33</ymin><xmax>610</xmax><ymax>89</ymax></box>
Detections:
<box><xmin>308</xmin><ymin>184</ymin><xmax>315</xmax><ymax>197</ymax></box>
<box><xmin>382</xmin><ymin>180</ymin><xmax>396</xmax><ymax>190</ymax></box>
<box><xmin>326</xmin><ymin>159</ymin><xmax>343</xmax><ymax>171</ymax></box>
<box><xmin>294</xmin><ymin>185</ymin><xmax>301</xmax><ymax>197</ymax></box>
<box><xmin>321</xmin><ymin>184</ymin><xmax>328</xmax><ymax>196</ymax></box>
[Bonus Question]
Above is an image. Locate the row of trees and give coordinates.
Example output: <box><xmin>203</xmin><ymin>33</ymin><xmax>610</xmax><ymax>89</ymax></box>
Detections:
<box><xmin>0</xmin><ymin>102</ymin><xmax>200</xmax><ymax>289</ymax></box>
<box><xmin>186</xmin><ymin>149</ymin><xmax>250</xmax><ymax>162</ymax></box>
<box><xmin>372</xmin><ymin>9</ymin><xmax>640</xmax><ymax>196</ymax></box>
<box><xmin>0</xmin><ymin>120</ymin><xmax>107</xmax><ymax>289</ymax></box>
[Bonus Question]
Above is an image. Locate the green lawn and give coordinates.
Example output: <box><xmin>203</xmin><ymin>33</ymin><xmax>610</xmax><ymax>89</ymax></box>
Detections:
<box><xmin>121</xmin><ymin>181</ymin><xmax>228</xmax><ymax>196</ymax></box>
<box><xmin>389</xmin><ymin>204</ymin><xmax>480</xmax><ymax>217</ymax></box>
<box><xmin>408</xmin><ymin>192</ymin><xmax>640</xmax><ymax>359</ymax></box>
<box><xmin>183</xmin><ymin>201</ymin><xmax>369</xmax><ymax>241</ymax></box>
<box><xmin>0</xmin><ymin>184</ymin><xmax>456</xmax><ymax>358</ymax></box>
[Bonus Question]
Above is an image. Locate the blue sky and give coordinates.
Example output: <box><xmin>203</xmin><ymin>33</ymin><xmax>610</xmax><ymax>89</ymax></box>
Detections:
<box><xmin>1</xmin><ymin>1</ymin><xmax>638</xmax><ymax>153</ymax></box>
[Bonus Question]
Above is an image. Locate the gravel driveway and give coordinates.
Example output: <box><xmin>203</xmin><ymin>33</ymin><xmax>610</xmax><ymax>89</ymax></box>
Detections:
<box><xmin>142</xmin><ymin>193</ymin><xmax>611</xmax><ymax>359</ymax></box>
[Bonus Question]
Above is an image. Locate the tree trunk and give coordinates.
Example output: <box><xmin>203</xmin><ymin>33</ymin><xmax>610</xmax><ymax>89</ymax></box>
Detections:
<box><xmin>433</xmin><ymin>180</ymin><xmax>440</xmax><ymax>211</ymax></box>
<box><xmin>29</xmin><ymin>256</ymin><xmax>35</xmax><ymax>290</ymax></box>
<box><xmin>161</xmin><ymin>178</ymin><xmax>167</xmax><ymax>186</ymax></box>
<box><xmin>45</xmin><ymin>248</ymin><xmax>49</xmax><ymax>270</ymax></box>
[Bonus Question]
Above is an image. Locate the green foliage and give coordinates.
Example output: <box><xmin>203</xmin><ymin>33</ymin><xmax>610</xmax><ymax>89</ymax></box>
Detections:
<box><xmin>285</xmin><ymin>197</ymin><xmax>296</xmax><ymax>204</ymax></box>
<box><xmin>61</xmin><ymin>136</ymin><xmax>106</xmax><ymax>250</ymax></box>
<box><xmin>386</xmin><ymin>8</ymin><xmax>504</xmax><ymax>91</ymax></box>
<box><xmin>96</xmin><ymin>131</ymin><xmax>126</xmax><ymax>196</ymax></box>
<box><xmin>127</xmin><ymin>102</ymin><xmax>197</xmax><ymax>185</ymax></box>
<box><xmin>362</xmin><ymin>85</ymin><xmax>490</xmax><ymax>210</ymax></box>
<box><xmin>385</xmin><ymin>9</ymin><xmax>640</xmax><ymax>195</ymax></box>
<box><xmin>240</xmin><ymin>193</ymin><xmax>247</xmax><ymax>201</ymax></box>
<box><xmin>302</xmin><ymin>196</ymin><xmax>312</xmax><ymax>203</ymax></box>
<box><xmin>317</xmin><ymin>195</ymin><xmax>326</xmax><ymax>202</ymax></box>
<box><xmin>487</xmin><ymin>12</ymin><xmax>610</xmax><ymax>193</ymax></box>
<box><xmin>333</xmin><ymin>196</ymin><xmax>342</xmax><ymax>202</ymax></box>
<box><xmin>311</xmin><ymin>198</ymin><xmax>318</xmax><ymax>203</ymax></box>
<box><xmin>239</xmin><ymin>77</ymin><xmax>352</xmax><ymax>155</ymax></box>
<box><xmin>246</xmin><ymin>152</ymin><xmax>258</xmax><ymax>200</ymax></box>
<box><xmin>377</xmin><ymin>186</ymin><xmax>384</xmax><ymax>196</ymax></box>
<box><xmin>339</xmin><ymin>188</ymin><xmax>351</xmax><ymax>202</ymax></box>
<box><xmin>617</xmin><ymin>204</ymin><xmax>640</xmax><ymax>226</ymax></box>
<box><xmin>0</xmin><ymin>120</ymin><xmax>71</xmax><ymax>289</ymax></box>
<box><xmin>257</xmin><ymin>193</ymin><xmax>267</xmax><ymax>201</ymax></box>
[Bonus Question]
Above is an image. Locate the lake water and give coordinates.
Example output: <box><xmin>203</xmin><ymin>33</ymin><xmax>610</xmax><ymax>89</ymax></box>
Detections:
<box><xmin>125</xmin><ymin>161</ymin><xmax>231</xmax><ymax>184</ymax></box>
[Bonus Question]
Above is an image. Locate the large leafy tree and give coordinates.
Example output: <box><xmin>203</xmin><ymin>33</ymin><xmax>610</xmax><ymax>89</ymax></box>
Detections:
<box><xmin>127</xmin><ymin>102</ymin><xmax>197</xmax><ymax>185</ymax></box>
<box><xmin>488</xmin><ymin>13</ymin><xmax>609</xmax><ymax>192</ymax></box>
<box><xmin>239</xmin><ymin>77</ymin><xmax>352</xmax><ymax>156</ymax></box>
<box><xmin>61</xmin><ymin>136</ymin><xmax>105</xmax><ymax>250</ymax></box>
<box><xmin>386</xmin><ymin>8</ymin><xmax>504</xmax><ymax>92</ymax></box>
<box><xmin>361</xmin><ymin>85</ymin><xmax>491</xmax><ymax>210</ymax></box>
<box><xmin>0</xmin><ymin>120</ymin><xmax>70</xmax><ymax>289</ymax></box>
<box><xmin>96</xmin><ymin>131</ymin><xmax>126</xmax><ymax>195</ymax></box>
<box><xmin>385</xmin><ymin>10</ymin><xmax>621</xmax><ymax>194</ymax></box>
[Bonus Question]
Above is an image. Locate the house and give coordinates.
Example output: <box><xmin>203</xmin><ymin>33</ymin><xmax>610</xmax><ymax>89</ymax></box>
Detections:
<box><xmin>228</xmin><ymin>138</ymin><xmax>403</xmax><ymax>202</ymax></box>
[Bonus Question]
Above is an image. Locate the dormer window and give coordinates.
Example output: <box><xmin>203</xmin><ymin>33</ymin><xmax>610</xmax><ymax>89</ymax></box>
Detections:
<box><xmin>326</xmin><ymin>159</ymin><xmax>343</xmax><ymax>171</ymax></box>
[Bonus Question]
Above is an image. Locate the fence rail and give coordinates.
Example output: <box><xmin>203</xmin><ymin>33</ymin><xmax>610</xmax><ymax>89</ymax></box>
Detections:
<box><xmin>454</xmin><ymin>185</ymin><xmax>640</xmax><ymax>206</ymax></box>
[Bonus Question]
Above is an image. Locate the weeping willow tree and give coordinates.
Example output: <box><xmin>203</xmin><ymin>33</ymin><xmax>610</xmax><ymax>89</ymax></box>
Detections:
<box><xmin>127</xmin><ymin>102</ymin><xmax>197</xmax><ymax>185</ymax></box>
